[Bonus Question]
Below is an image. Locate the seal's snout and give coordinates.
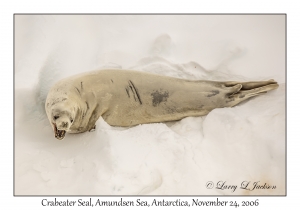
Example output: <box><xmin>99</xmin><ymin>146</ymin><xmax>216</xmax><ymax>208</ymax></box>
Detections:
<box><xmin>55</xmin><ymin>115</ymin><xmax>71</xmax><ymax>130</ymax></box>
<box><xmin>52</xmin><ymin>122</ymin><xmax>66</xmax><ymax>140</ymax></box>
<box><xmin>58</xmin><ymin>121</ymin><xmax>69</xmax><ymax>129</ymax></box>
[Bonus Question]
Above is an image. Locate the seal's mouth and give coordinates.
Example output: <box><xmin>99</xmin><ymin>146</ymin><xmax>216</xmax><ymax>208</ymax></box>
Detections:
<box><xmin>52</xmin><ymin>123</ymin><xmax>66</xmax><ymax>140</ymax></box>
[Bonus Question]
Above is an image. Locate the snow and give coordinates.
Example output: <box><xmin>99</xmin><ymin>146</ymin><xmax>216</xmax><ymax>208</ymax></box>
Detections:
<box><xmin>14</xmin><ymin>15</ymin><xmax>285</xmax><ymax>195</ymax></box>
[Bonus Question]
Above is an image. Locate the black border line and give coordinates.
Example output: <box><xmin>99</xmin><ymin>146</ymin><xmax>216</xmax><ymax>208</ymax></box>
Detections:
<box><xmin>285</xmin><ymin>13</ymin><xmax>287</xmax><ymax>197</ymax></box>
<box><xmin>14</xmin><ymin>13</ymin><xmax>286</xmax><ymax>15</ymax></box>
<box><xmin>13</xmin><ymin>14</ymin><xmax>15</xmax><ymax>198</ymax></box>
<box><xmin>13</xmin><ymin>13</ymin><xmax>287</xmax><ymax>197</ymax></box>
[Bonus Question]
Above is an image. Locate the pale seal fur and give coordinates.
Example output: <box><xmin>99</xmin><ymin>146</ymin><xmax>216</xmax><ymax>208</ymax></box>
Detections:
<box><xmin>45</xmin><ymin>69</ymin><xmax>278</xmax><ymax>140</ymax></box>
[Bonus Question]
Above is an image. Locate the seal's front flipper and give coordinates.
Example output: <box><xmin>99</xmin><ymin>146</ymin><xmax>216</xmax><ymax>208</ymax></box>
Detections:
<box><xmin>89</xmin><ymin>125</ymin><xmax>96</xmax><ymax>132</ymax></box>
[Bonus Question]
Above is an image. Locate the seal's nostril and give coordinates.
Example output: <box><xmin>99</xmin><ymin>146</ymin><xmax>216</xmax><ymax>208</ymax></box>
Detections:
<box><xmin>63</xmin><ymin>122</ymin><xmax>68</xmax><ymax>127</ymax></box>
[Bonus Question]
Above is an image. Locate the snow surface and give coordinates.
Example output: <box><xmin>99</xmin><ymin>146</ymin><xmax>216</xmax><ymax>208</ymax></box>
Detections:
<box><xmin>15</xmin><ymin>15</ymin><xmax>285</xmax><ymax>195</ymax></box>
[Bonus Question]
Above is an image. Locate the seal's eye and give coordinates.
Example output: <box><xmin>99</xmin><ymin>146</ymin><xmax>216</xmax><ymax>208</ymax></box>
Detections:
<box><xmin>70</xmin><ymin>119</ymin><xmax>73</xmax><ymax>123</ymax></box>
<box><xmin>53</xmin><ymin>116</ymin><xmax>59</xmax><ymax>120</ymax></box>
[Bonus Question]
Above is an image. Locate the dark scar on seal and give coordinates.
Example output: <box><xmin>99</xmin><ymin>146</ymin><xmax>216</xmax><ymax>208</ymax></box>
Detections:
<box><xmin>226</xmin><ymin>98</ymin><xmax>235</xmax><ymax>103</ymax></box>
<box><xmin>151</xmin><ymin>90</ymin><xmax>169</xmax><ymax>107</ymax></box>
<box><xmin>51</xmin><ymin>98</ymin><xmax>65</xmax><ymax>106</ymax></box>
<box><xmin>207</xmin><ymin>90</ymin><xmax>220</xmax><ymax>97</ymax></box>
<box><xmin>125</xmin><ymin>88</ymin><xmax>130</xmax><ymax>98</ymax></box>
<box><xmin>81</xmin><ymin>82</ymin><xmax>83</xmax><ymax>91</ymax></box>
<box><xmin>62</xmin><ymin>98</ymin><xmax>67</xmax><ymax>101</ymax></box>
<box><xmin>129</xmin><ymin>86</ymin><xmax>136</xmax><ymax>101</ymax></box>
<box><xmin>111</xmin><ymin>79</ymin><xmax>114</xmax><ymax>83</ymax></box>
<box><xmin>239</xmin><ymin>94</ymin><xmax>245</xmax><ymax>98</ymax></box>
<box><xmin>75</xmin><ymin>87</ymin><xmax>81</xmax><ymax>95</ymax></box>
<box><xmin>85</xmin><ymin>101</ymin><xmax>89</xmax><ymax>110</ymax></box>
<box><xmin>128</xmin><ymin>80</ymin><xmax>142</xmax><ymax>105</ymax></box>
<box><xmin>198</xmin><ymin>105</ymin><xmax>204</xmax><ymax>109</ymax></box>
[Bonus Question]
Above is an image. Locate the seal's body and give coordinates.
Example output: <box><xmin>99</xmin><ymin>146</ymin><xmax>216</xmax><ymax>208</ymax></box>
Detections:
<box><xmin>45</xmin><ymin>69</ymin><xmax>278</xmax><ymax>140</ymax></box>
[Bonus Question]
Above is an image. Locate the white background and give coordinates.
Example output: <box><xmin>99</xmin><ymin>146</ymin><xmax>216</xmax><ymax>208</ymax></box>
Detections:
<box><xmin>1</xmin><ymin>0</ymin><xmax>298</xmax><ymax>209</ymax></box>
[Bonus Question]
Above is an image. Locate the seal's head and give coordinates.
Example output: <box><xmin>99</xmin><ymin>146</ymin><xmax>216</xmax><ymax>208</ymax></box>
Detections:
<box><xmin>46</xmin><ymin>100</ymin><xmax>76</xmax><ymax>140</ymax></box>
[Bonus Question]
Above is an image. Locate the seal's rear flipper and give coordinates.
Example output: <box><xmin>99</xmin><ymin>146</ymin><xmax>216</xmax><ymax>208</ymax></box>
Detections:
<box><xmin>224</xmin><ymin>79</ymin><xmax>278</xmax><ymax>90</ymax></box>
<box><xmin>236</xmin><ymin>83</ymin><xmax>278</xmax><ymax>98</ymax></box>
<box><xmin>225</xmin><ymin>80</ymin><xmax>279</xmax><ymax>106</ymax></box>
